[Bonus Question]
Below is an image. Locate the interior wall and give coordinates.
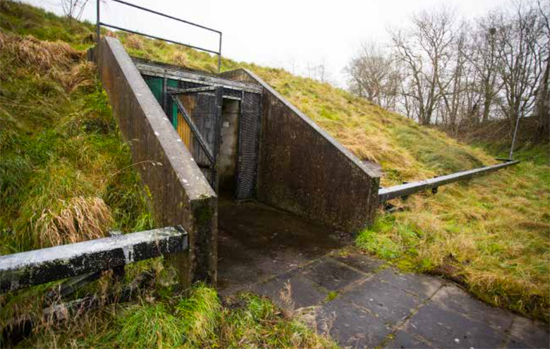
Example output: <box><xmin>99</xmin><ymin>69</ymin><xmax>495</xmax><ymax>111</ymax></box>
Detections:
<box><xmin>218</xmin><ymin>99</ymin><xmax>240</xmax><ymax>192</ymax></box>
<box><xmin>221</xmin><ymin>69</ymin><xmax>380</xmax><ymax>233</ymax></box>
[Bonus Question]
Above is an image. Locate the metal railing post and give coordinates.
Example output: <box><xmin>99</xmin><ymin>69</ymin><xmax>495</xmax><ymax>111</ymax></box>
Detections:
<box><xmin>217</xmin><ymin>33</ymin><xmax>222</xmax><ymax>73</ymax></box>
<box><xmin>96</xmin><ymin>0</ymin><xmax>100</xmax><ymax>44</ymax></box>
<box><xmin>509</xmin><ymin>114</ymin><xmax>521</xmax><ymax>160</ymax></box>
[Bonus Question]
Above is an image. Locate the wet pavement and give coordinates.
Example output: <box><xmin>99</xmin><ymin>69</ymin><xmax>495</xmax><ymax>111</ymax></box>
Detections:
<box><xmin>217</xmin><ymin>198</ymin><xmax>347</xmax><ymax>295</ymax></box>
<box><xmin>217</xmin><ymin>200</ymin><xmax>550</xmax><ymax>349</ymax></box>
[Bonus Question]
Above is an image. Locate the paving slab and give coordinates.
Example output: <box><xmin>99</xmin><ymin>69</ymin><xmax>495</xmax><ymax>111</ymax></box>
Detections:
<box><xmin>217</xmin><ymin>198</ymin><xmax>345</xmax><ymax>295</ymax></box>
<box><xmin>301</xmin><ymin>257</ymin><xmax>366</xmax><ymax>292</ymax></box>
<box><xmin>431</xmin><ymin>285</ymin><xmax>514</xmax><ymax>332</ymax></box>
<box><xmin>331</xmin><ymin>250</ymin><xmax>385</xmax><ymax>274</ymax></box>
<box><xmin>317</xmin><ymin>297</ymin><xmax>393</xmax><ymax>348</ymax></box>
<box><xmin>217</xmin><ymin>198</ymin><xmax>549</xmax><ymax>349</ymax></box>
<box><xmin>384</xmin><ymin>330</ymin><xmax>436</xmax><ymax>349</ymax></box>
<box><xmin>505</xmin><ymin>316</ymin><xmax>550</xmax><ymax>349</ymax></box>
<box><xmin>340</xmin><ymin>278</ymin><xmax>423</xmax><ymax>329</ymax></box>
<box><xmin>372</xmin><ymin>268</ymin><xmax>443</xmax><ymax>299</ymax></box>
<box><xmin>250</xmin><ymin>272</ymin><xmax>328</xmax><ymax>309</ymax></box>
<box><xmin>404</xmin><ymin>300</ymin><xmax>507</xmax><ymax>349</ymax></box>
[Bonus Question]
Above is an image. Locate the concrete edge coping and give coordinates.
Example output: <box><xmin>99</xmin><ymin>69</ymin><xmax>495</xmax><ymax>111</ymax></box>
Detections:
<box><xmin>103</xmin><ymin>37</ymin><xmax>216</xmax><ymax>202</ymax></box>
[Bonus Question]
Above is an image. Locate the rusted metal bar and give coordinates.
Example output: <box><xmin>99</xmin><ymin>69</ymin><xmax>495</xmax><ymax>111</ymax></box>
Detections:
<box><xmin>0</xmin><ymin>226</ymin><xmax>188</xmax><ymax>294</ymax></box>
<box><xmin>170</xmin><ymin>94</ymin><xmax>215</xmax><ymax>163</ymax></box>
<box><xmin>96</xmin><ymin>0</ymin><xmax>100</xmax><ymax>44</ymax></box>
<box><xmin>218</xmin><ymin>32</ymin><xmax>223</xmax><ymax>73</ymax></box>
<box><xmin>135</xmin><ymin>59</ymin><xmax>263</xmax><ymax>93</ymax></box>
<box><xmin>378</xmin><ymin>160</ymin><xmax>520</xmax><ymax>203</ymax></box>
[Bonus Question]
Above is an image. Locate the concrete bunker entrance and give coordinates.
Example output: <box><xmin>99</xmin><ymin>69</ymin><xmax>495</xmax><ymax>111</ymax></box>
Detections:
<box><xmin>137</xmin><ymin>59</ymin><xmax>350</xmax><ymax>292</ymax></box>
<box><xmin>139</xmin><ymin>60</ymin><xmax>261</xmax><ymax>200</ymax></box>
<box><xmin>128</xmin><ymin>55</ymin><xmax>379</xmax><ymax>293</ymax></box>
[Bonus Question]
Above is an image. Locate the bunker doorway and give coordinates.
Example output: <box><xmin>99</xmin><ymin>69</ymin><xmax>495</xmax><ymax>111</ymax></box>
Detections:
<box><xmin>168</xmin><ymin>88</ymin><xmax>261</xmax><ymax>201</ymax></box>
<box><xmin>169</xmin><ymin>87</ymin><xmax>223</xmax><ymax>189</ymax></box>
<box><xmin>141</xmin><ymin>72</ymin><xmax>261</xmax><ymax>200</ymax></box>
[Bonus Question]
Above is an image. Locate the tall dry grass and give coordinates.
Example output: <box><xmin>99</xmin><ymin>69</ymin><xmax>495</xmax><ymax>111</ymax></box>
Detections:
<box><xmin>35</xmin><ymin>197</ymin><xmax>112</xmax><ymax>247</ymax></box>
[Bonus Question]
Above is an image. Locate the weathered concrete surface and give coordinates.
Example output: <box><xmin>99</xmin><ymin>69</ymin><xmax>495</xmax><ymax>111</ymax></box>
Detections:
<box><xmin>221</xmin><ymin>69</ymin><xmax>380</xmax><ymax>233</ymax></box>
<box><xmin>217</xmin><ymin>205</ymin><xmax>549</xmax><ymax>349</ymax></box>
<box><xmin>92</xmin><ymin>38</ymin><xmax>217</xmax><ymax>285</ymax></box>
<box><xmin>247</xmin><ymin>251</ymin><xmax>550</xmax><ymax>349</ymax></box>
<box><xmin>0</xmin><ymin>227</ymin><xmax>187</xmax><ymax>294</ymax></box>
<box><xmin>217</xmin><ymin>197</ymin><xmax>347</xmax><ymax>295</ymax></box>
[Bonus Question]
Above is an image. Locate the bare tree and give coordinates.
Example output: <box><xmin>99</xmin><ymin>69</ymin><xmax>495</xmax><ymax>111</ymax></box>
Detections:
<box><xmin>306</xmin><ymin>58</ymin><xmax>331</xmax><ymax>83</ymax></box>
<box><xmin>344</xmin><ymin>42</ymin><xmax>401</xmax><ymax>110</ymax></box>
<box><xmin>346</xmin><ymin>0</ymin><xmax>549</xmax><ymax>135</ymax></box>
<box><xmin>437</xmin><ymin>20</ymin><xmax>469</xmax><ymax>132</ymax></box>
<box><xmin>390</xmin><ymin>7</ymin><xmax>457</xmax><ymax>125</ymax></box>
<box><xmin>464</xmin><ymin>17</ymin><xmax>503</xmax><ymax>124</ymax></box>
<box><xmin>60</xmin><ymin>0</ymin><xmax>90</xmax><ymax>21</ymax></box>
<box><xmin>535</xmin><ymin>0</ymin><xmax>550</xmax><ymax>137</ymax></box>
<box><xmin>493</xmin><ymin>1</ymin><xmax>547</xmax><ymax>126</ymax></box>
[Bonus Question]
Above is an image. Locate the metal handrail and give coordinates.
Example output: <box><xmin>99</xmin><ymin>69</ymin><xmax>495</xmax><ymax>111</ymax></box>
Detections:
<box><xmin>96</xmin><ymin>0</ymin><xmax>223</xmax><ymax>72</ymax></box>
<box><xmin>378</xmin><ymin>160</ymin><xmax>520</xmax><ymax>203</ymax></box>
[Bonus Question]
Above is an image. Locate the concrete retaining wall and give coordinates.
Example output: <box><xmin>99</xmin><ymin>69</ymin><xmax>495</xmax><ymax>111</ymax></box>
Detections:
<box><xmin>221</xmin><ymin>69</ymin><xmax>380</xmax><ymax>233</ymax></box>
<box><xmin>92</xmin><ymin>37</ymin><xmax>217</xmax><ymax>285</ymax></box>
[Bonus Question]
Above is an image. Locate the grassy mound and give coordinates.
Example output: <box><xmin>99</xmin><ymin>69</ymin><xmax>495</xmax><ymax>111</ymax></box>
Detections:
<box><xmin>0</xmin><ymin>32</ymin><xmax>154</xmax><ymax>254</ymax></box>
<box><xmin>117</xmin><ymin>35</ymin><xmax>494</xmax><ymax>186</ymax></box>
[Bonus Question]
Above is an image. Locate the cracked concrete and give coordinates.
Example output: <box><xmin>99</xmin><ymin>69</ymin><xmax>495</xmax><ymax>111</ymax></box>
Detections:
<box><xmin>218</xmin><ymin>200</ymin><xmax>549</xmax><ymax>349</ymax></box>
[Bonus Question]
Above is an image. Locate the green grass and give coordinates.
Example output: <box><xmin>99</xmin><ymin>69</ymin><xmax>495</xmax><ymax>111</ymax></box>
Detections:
<box><xmin>15</xmin><ymin>285</ymin><xmax>336</xmax><ymax>349</ymax></box>
<box><xmin>0</xmin><ymin>32</ymin><xmax>153</xmax><ymax>254</ymax></box>
<box><xmin>357</xmin><ymin>144</ymin><xmax>550</xmax><ymax>321</ymax></box>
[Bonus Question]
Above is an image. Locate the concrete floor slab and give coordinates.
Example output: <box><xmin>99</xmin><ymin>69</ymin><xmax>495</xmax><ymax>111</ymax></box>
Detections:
<box><xmin>331</xmin><ymin>250</ymin><xmax>385</xmax><ymax>274</ymax></box>
<box><xmin>506</xmin><ymin>316</ymin><xmax>550</xmax><ymax>349</ymax></box>
<box><xmin>301</xmin><ymin>257</ymin><xmax>366</xmax><ymax>292</ymax></box>
<box><xmin>216</xmin><ymin>199</ymin><xmax>549</xmax><ymax>349</ymax></box>
<box><xmin>217</xmin><ymin>199</ymin><xmax>345</xmax><ymax>295</ymax></box>
<box><xmin>384</xmin><ymin>330</ymin><xmax>436</xmax><ymax>349</ymax></box>
<box><xmin>372</xmin><ymin>268</ymin><xmax>443</xmax><ymax>299</ymax></box>
<box><xmin>341</xmin><ymin>279</ymin><xmax>423</xmax><ymax>329</ymax></box>
<box><xmin>317</xmin><ymin>297</ymin><xmax>393</xmax><ymax>349</ymax></box>
<box><xmin>404</xmin><ymin>301</ymin><xmax>507</xmax><ymax>349</ymax></box>
<box><xmin>431</xmin><ymin>285</ymin><xmax>514</xmax><ymax>332</ymax></box>
<box><xmin>250</xmin><ymin>272</ymin><xmax>328</xmax><ymax>309</ymax></box>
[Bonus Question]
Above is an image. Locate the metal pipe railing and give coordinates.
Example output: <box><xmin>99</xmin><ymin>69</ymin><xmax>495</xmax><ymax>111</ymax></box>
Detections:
<box><xmin>378</xmin><ymin>160</ymin><xmax>520</xmax><ymax>203</ymax></box>
<box><xmin>96</xmin><ymin>0</ymin><xmax>223</xmax><ymax>72</ymax></box>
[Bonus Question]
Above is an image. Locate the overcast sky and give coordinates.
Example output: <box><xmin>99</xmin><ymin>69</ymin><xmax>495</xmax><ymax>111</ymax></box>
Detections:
<box><xmin>28</xmin><ymin>0</ymin><xmax>505</xmax><ymax>86</ymax></box>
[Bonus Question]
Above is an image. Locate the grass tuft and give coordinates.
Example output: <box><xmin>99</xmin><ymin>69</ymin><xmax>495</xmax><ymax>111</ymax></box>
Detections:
<box><xmin>117</xmin><ymin>301</ymin><xmax>184</xmax><ymax>349</ymax></box>
<box><xmin>34</xmin><ymin>196</ymin><xmax>112</xmax><ymax>248</ymax></box>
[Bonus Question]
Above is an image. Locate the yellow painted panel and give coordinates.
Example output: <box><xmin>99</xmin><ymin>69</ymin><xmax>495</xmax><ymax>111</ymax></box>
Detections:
<box><xmin>177</xmin><ymin>113</ymin><xmax>192</xmax><ymax>152</ymax></box>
